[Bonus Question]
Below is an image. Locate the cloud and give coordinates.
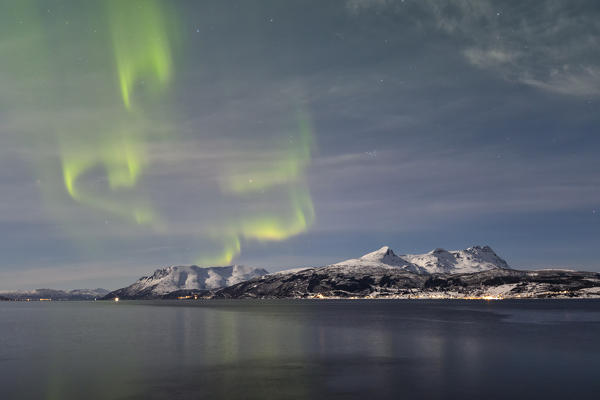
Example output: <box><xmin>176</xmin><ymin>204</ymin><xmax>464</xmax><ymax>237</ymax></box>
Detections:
<box><xmin>463</xmin><ymin>48</ymin><xmax>518</xmax><ymax>69</ymax></box>
<box><xmin>520</xmin><ymin>66</ymin><xmax>600</xmax><ymax>97</ymax></box>
<box><xmin>347</xmin><ymin>0</ymin><xmax>600</xmax><ymax>97</ymax></box>
<box><xmin>309</xmin><ymin>148</ymin><xmax>600</xmax><ymax>232</ymax></box>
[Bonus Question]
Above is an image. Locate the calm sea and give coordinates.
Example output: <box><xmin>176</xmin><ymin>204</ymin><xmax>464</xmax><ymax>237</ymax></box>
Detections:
<box><xmin>1</xmin><ymin>299</ymin><xmax>599</xmax><ymax>399</ymax></box>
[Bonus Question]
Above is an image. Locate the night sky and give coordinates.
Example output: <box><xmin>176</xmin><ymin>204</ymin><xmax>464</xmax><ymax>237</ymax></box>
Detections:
<box><xmin>1</xmin><ymin>0</ymin><xmax>599</xmax><ymax>290</ymax></box>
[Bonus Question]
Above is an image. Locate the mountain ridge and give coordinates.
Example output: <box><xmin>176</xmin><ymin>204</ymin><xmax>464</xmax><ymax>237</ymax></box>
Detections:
<box><xmin>207</xmin><ymin>246</ymin><xmax>599</xmax><ymax>299</ymax></box>
<box><xmin>333</xmin><ymin>245</ymin><xmax>509</xmax><ymax>274</ymax></box>
<box><xmin>0</xmin><ymin>288</ymin><xmax>109</xmax><ymax>301</ymax></box>
<box><xmin>103</xmin><ymin>265</ymin><xmax>268</xmax><ymax>300</ymax></box>
<box><xmin>211</xmin><ymin>266</ymin><xmax>600</xmax><ymax>299</ymax></box>
<box><xmin>98</xmin><ymin>245</ymin><xmax>600</xmax><ymax>300</ymax></box>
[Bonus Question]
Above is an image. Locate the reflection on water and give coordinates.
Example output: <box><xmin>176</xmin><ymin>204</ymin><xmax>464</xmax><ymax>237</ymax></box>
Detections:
<box><xmin>1</xmin><ymin>300</ymin><xmax>600</xmax><ymax>399</ymax></box>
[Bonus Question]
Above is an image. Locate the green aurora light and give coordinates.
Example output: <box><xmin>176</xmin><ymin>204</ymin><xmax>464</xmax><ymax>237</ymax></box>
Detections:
<box><xmin>1</xmin><ymin>0</ymin><xmax>316</xmax><ymax>266</ymax></box>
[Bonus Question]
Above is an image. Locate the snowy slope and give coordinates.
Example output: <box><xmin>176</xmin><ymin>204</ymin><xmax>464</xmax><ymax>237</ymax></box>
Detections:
<box><xmin>331</xmin><ymin>246</ymin><xmax>428</xmax><ymax>274</ymax></box>
<box><xmin>403</xmin><ymin>246</ymin><xmax>509</xmax><ymax>274</ymax></box>
<box><xmin>105</xmin><ymin>265</ymin><xmax>268</xmax><ymax>299</ymax></box>
<box><xmin>333</xmin><ymin>245</ymin><xmax>509</xmax><ymax>274</ymax></box>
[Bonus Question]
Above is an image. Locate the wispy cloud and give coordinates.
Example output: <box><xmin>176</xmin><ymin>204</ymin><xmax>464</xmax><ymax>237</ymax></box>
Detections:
<box><xmin>310</xmin><ymin>148</ymin><xmax>600</xmax><ymax>231</ymax></box>
<box><xmin>348</xmin><ymin>0</ymin><xmax>600</xmax><ymax>97</ymax></box>
<box><xmin>463</xmin><ymin>48</ymin><xmax>519</xmax><ymax>69</ymax></box>
<box><xmin>520</xmin><ymin>66</ymin><xmax>600</xmax><ymax>96</ymax></box>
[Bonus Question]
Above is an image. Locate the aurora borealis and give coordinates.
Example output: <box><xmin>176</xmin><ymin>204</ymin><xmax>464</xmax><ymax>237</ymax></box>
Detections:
<box><xmin>1</xmin><ymin>0</ymin><xmax>600</xmax><ymax>289</ymax></box>
<box><xmin>0</xmin><ymin>0</ymin><xmax>319</xmax><ymax>281</ymax></box>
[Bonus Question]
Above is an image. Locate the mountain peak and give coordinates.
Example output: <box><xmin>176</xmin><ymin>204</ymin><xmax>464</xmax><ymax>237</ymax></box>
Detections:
<box><xmin>364</xmin><ymin>246</ymin><xmax>395</xmax><ymax>258</ymax></box>
<box><xmin>333</xmin><ymin>245</ymin><xmax>510</xmax><ymax>275</ymax></box>
<box><xmin>430</xmin><ymin>248</ymin><xmax>449</xmax><ymax>254</ymax></box>
<box><xmin>467</xmin><ymin>245</ymin><xmax>494</xmax><ymax>253</ymax></box>
<box><xmin>331</xmin><ymin>246</ymin><xmax>426</xmax><ymax>273</ymax></box>
<box><xmin>359</xmin><ymin>246</ymin><xmax>408</xmax><ymax>266</ymax></box>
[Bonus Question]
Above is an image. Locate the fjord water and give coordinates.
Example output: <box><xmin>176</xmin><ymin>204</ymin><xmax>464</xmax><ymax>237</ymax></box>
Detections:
<box><xmin>1</xmin><ymin>300</ymin><xmax>600</xmax><ymax>400</ymax></box>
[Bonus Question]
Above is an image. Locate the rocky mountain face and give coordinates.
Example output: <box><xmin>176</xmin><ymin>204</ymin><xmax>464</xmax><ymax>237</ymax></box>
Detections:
<box><xmin>0</xmin><ymin>288</ymin><xmax>109</xmax><ymax>301</ymax></box>
<box><xmin>103</xmin><ymin>265</ymin><xmax>268</xmax><ymax>300</ymax></box>
<box><xmin>333</xmin><ymin>245</ymin><xmax>509</xmax><ymax>274</ymax></box>
<box><xmin>207</xmin><ymin>246</ymin><xmax>599</xmax><ymax>299</ymax></box>
<box><xmin>211</xmin><ymin>266</ymin><xmax>600</xmax><ymax>299</ymax></box>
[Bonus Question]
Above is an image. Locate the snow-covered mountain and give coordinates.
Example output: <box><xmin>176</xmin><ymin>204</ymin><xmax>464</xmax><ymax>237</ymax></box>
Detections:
<box><xmin>212</xmin><ymin>267</ymin><xmax>600</xmax><ymax>299</ymax></box>
<box><xmin>333</xmin><ymin>245</ymin><xmax>509</xmax><ymax>274</ymax></box>
<box><xmin>104</xmin><ymin>265</ymin><xmax>268</xmax><ymax>299</ymax></box>
<box><xmin>0</xmin><ymin>288</ymin><xmax>109</xmax><ymax>301</ymax></box>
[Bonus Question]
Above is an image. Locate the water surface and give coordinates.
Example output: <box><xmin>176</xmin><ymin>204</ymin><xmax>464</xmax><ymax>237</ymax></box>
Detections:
<box><xmin>1</xmin><ymin>299</ymin><xmax>599</xmax><ymax>399</ymax></box>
